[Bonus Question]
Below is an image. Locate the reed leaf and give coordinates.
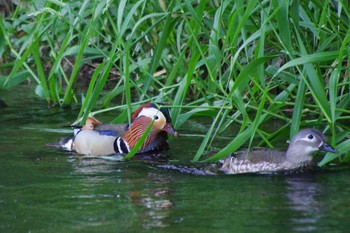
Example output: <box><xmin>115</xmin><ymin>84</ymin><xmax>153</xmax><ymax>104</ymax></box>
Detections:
<box><xmin>290</xmin><ymin>77</ymin><xmax>306</xmax><ymax>137</ymax></box>
<box><xmin>192</xmin><ymin>107</ymin><xmax>223</xmax><ymax>162</ymax></box>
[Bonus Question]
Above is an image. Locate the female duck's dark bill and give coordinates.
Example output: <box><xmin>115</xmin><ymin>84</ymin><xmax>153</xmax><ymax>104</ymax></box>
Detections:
<box><xmin>319</xmin><ymin>143</ymin><xmax>338</xmax><ymax>153</ymax></box>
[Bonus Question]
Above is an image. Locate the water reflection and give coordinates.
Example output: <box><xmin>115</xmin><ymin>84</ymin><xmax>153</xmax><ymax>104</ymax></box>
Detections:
<box><xmin>285</xmin><ymin>174</ymin><xmax>321</xmax><ymax>232</ymax></box>
<box><xmin>129</xmin><ymin>172</ymin><xmax>173</xmax><ymax>229</ymax></box>
<box><xmin>69</xmin><ymin>157</ymin><xmax>173</xmax><ymax>230</ymax></box>
<box><xmin>69</xmin><ymin>156</ymin><xmax>123</xmax><ymax>175</ymax></box>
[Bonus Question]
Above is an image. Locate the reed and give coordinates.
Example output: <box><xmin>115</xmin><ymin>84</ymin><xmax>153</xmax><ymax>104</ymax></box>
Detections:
<box><xmin>1</xmin><ymin>0</ymin><xmax>350</xmax><ymax>164</ymax></box>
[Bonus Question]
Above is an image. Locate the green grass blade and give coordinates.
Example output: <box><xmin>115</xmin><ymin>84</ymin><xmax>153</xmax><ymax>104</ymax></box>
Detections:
<box><xmin>272</xmin><ymin>0</ymin><xmax>292</xmax><ymax>53</ymax></box>
<box><xmin>204</xmin><ymin>127</ymin><xmax>252</xmax><ymax>162</ymax></box>
<box><xmin>77</xmin><ymin>63</ymin><xmax>104</xmax><ymax>120</ymax></box>
<box><xmin>141</xmin><ymin>13</ymin><xmax>176</xmax><ymax>99</ymax></box>
<box><xmin>123</xmin><ymin>43</ymin><xmax>132</xmax><ymax>124</ymax></box>
<box><xmin>32</xmin><ymin>43</ymin><xmax>50</xmax><ymax>103</ymax></box>
<box><xmin>172</xmin><ymin>49</ymin><xmax>201</xmax><ymax>129</ymax></box>
<box><xmin>329</xmin><ymin>69</ymin><xmax>338</xmax><ymax>123</ymax></box>
<box><xmin>192</xmin><ymin>108</ymin><xmax>223</xmax><ymax>162</ymax></box>
<box><xmin>62</xmin><ymin>27</ymin><xmax>91</xmax><ymax>105</ymax></box>
<box><xmin>277</xmin><ymin>51</ymin><xmax>339</xmax><ymax>72</ymax></box>
<box><xmin>290</xmin><ymin>77</ymin><xmax>306</xmax><ymax>137</ymax></box>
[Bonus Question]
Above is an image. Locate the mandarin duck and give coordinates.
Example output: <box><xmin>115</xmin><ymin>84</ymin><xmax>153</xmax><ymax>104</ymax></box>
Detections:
<box><xmin>52</xmin><ymin>103</ymin><xmax>177</xmax><ymax>156</ymax></box>
<box><xmin>220</xmin><ymin>129</ymin><xmax>337</xmax><ymax>174</ymax></box>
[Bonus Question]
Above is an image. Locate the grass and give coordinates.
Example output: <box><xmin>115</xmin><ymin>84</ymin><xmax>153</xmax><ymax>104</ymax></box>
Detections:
<box><xmin>1</xmin><ymin>0</ymin><xmax>350</xmax><ymax>164</ymax></box>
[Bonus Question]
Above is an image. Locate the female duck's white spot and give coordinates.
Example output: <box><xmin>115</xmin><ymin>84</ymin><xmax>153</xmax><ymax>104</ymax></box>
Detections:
<box><xmin>303</xmin><ymin>145</ymin><xmax>318</xmax><ymax>154</ymax></box>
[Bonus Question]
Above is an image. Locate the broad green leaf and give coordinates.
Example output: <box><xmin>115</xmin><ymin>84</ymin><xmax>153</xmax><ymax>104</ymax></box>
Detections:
<box><xmin>0</xmin><ymin>71</ymin><xmax>29</xmax><ymax>89</ymax></box>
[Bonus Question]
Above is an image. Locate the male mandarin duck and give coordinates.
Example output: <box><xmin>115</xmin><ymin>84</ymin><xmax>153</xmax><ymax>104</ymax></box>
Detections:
<box><xmin>54</xmin><ymin>103</ymin><xmax>178</xmax><ymax>156</ymax></box>
<box><xmin>220</xmin><ymin>129</ymin><xmax>337</xmax><ymax>174</ymax></box>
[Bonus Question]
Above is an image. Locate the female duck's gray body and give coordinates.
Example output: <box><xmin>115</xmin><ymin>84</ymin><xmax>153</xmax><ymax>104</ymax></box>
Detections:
<box><xmin>220</xmin><ymin>129</ymin><xmax>337</xmax><ymax>174</ymax></box>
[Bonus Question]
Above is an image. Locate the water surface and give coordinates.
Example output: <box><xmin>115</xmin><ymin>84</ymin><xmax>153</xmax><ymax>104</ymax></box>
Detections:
<box><xmin>1</xmin><ymin>85</ymin><xmax>350</xmax><ymax>232</ymax></box>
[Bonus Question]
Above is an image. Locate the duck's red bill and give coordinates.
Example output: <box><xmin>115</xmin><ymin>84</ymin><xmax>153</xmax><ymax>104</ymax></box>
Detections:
<box><xmin>163</xmin><ymin>123</ymin><xmax>179</xmax><ymax>137</ymax></box>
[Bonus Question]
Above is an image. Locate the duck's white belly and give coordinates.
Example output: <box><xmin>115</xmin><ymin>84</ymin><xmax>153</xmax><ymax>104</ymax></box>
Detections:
<box><xmin>72</xmin><ymin>130</ymin><xmax>117</xmax><ymax>156</ymax></box>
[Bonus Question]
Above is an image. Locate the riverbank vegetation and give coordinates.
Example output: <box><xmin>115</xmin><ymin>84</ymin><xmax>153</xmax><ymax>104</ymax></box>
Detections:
<box><xmin>1</xmin><ymin>0</ymin><xmax>350</xmax><ymax>164</ymax></box>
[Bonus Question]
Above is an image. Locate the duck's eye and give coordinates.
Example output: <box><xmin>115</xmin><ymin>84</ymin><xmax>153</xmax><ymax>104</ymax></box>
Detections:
<box><xmin>154</xmin><ymin>115</ymin><xmax>159</xmax><ymax>120</ymax></box>
<box><xmin>307</xmin><ymin>134</ymin><xmax>314</xmax><ymax>140</ymax></box>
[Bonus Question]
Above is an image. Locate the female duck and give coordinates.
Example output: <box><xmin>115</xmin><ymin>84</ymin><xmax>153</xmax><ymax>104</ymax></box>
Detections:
<box><xmin>220</xmin><ymin>129</ymin><xmax>337</xmax><ymax>174</ymax></box>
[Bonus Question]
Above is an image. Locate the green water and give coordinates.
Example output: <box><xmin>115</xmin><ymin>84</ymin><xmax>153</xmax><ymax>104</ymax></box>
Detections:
<box><xmin>1</xmin><ymin>85</ymin><xmax>350</xmax><ymax>233</ymax></box>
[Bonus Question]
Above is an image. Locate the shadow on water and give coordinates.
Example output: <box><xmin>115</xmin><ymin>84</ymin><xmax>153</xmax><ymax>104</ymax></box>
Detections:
<box><xmin>1</xmin><ymin>84</ymin><xmax>350</xmax><ymax>232</ymax></box>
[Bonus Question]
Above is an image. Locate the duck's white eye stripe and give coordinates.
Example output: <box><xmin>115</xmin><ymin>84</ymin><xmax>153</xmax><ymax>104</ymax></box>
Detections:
<box><xmin>138</xmin><ymin>107</ymin><xmax>164</xmax><ymax>120</ymax></box>
<box><xmin>318</xmin><ymin>141</ymin><xmax>323</xmax><ymax>148</ymax></box>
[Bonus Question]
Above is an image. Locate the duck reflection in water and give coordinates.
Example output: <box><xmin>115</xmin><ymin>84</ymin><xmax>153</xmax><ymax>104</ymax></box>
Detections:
<box><xmin>128</xmin><ymin>171</ymin><xmax>173</xmax><ymax>229</ymax></box>
<box><xmin>69</xmin><ymin>157</ymin><xmax>173</xmax><ymax>230</ymax></box>
<box><xmin>285</xmin><ymin>174</ymin><xmax>321</xmax><ymax>232</ymax></box>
